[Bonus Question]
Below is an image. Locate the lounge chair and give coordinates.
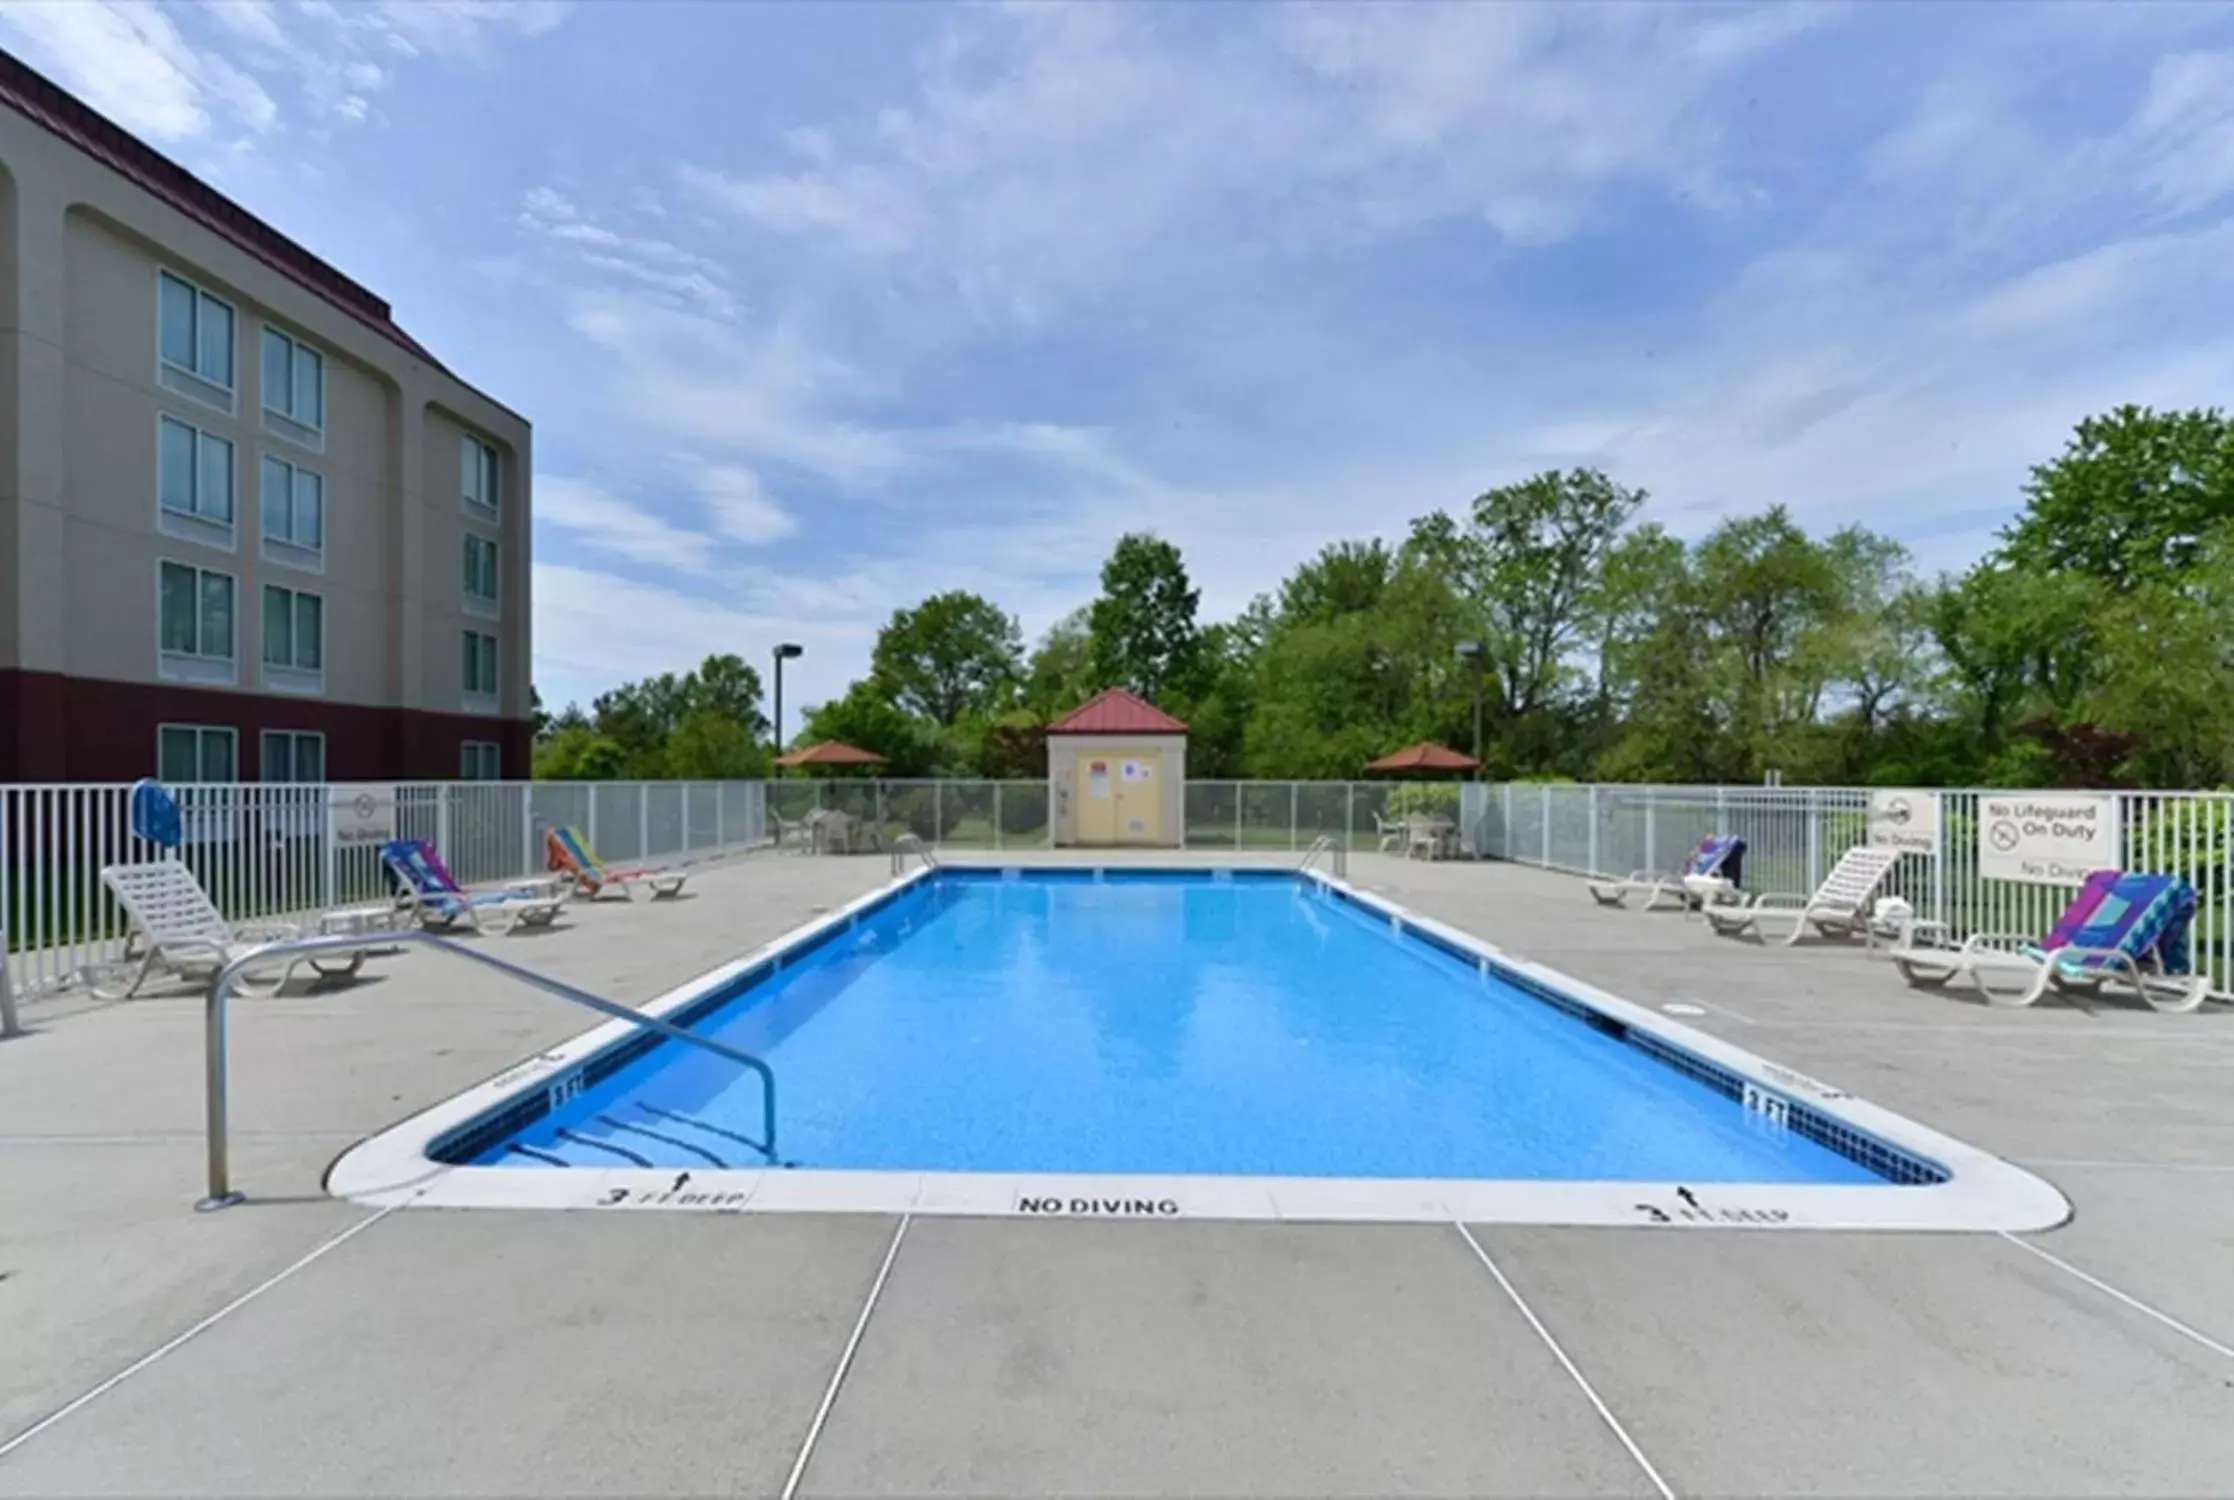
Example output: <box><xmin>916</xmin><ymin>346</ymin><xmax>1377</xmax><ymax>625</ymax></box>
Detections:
<box><xmin>381</xmin><ymin>839</ymin><xmax>565</xmax><ymax>935</ymax></box>
<box><xmin>1703</xmin><ymin>845</ymin><xmax>1903</xmax><ymax>945</ymax></box>
<box><xmin>92</xmin><ymin>861</ymin><xmax>365</xmax><ymax>998</ymax></box>
<box><xmin>1588</xmin><ymin>835</ymin><xmax>1745</xmax><ymax>911</ymax></box>
<box><xmin>545</xmin><ymin>825</ymin><xmax>687</xmax><ymax>900</ymax></box>
<box><xmin>1888</xmin><ymin>870</ymin><xmax>2209</xmax><ymax>1012</ymax></box>
<box><xmin>1372</xmin><ymin>813</ymin><xmax>1406</xmax><ymax>854</ymax></box>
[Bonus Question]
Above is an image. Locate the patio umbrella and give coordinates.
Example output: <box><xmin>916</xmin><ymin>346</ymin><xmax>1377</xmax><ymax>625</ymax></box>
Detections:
<box><xmin>773</xmin><ymin>741</ymin><xmax>888</xmax><ymax>771</ymax></box>
<box><xmin>1365</xmin><ymin>742</ymin><xmax>1481</xmax><ymax>775</ymax></box>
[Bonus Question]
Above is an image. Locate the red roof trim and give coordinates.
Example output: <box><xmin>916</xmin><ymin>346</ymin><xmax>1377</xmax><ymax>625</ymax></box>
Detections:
<box><xmin>0</xmin><ymin>49</ymin><xmax>451</xmax><ymax>373</ymax></box>
<box><xmin>1046</xmin><ymin>687</ymin><xmax>1189</xmax><ymax>735</ymax></box>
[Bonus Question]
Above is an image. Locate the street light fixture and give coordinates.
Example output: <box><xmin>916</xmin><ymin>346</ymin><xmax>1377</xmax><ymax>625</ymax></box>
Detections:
<box><xmin>1454</xmin><ymin>641</ymin><xmax>1486</xmax><ymax>779</ymax></box>
<box><xmin>771</xmin><ymin>642</ymin><xmax>804</xmax><ymax>768</ymax></box>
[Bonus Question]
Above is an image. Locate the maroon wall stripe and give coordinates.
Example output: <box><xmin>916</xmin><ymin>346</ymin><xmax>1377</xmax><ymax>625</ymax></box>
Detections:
<box><xmin>0</xmin><ymin>670</ymin><xmax>532</xmax><ymax>782</ymax></box>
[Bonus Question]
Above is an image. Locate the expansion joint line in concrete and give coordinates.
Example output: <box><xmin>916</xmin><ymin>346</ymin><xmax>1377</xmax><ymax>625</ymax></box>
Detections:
<box><xmin>1998</xmin><ymin>1231</ymin><xmax>2234</xmax><ymax>1364</ymax></box>
<box><xmin>780</xmin><ymin>1213</ymin><xmax>912</xmax><ymax>1500</ymax></box>
<box><xmin>0</xmin><ymin>1202</ymin><xmax>405</xmax><ymax>1462</ymax></box>
<box><xmin>1452</xmin><ymin>1222</ymin><xmax>1676</xmax><ymax>1500</ymax></box>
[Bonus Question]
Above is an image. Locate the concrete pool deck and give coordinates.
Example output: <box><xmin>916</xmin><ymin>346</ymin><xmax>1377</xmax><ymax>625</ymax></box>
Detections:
<box><xmin>3</xmin><ymin>850</ymin><xmax>2231</xmax><ymax>1496</ymax></box>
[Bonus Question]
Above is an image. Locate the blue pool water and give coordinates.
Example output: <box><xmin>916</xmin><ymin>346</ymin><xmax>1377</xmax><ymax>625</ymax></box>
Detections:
<box><xmin>465</xmin><ymin>871</ymin><xmax>1884</xmax><ymax>1184</ymax></box>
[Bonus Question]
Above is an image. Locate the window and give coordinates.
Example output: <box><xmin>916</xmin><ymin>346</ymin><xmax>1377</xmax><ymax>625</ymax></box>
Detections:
<box><xmin>158</xmin><ymin>416</ymin><xmax>234</xmax><ymax>537</ymax></box>
<box><xmin>460</xmin><ymin>741</ymin><xmax>501</xmax><ymax>780</ymax></box>
<box><xmin>259</xmin><ymin>730</ymin><xmax>326</xmax><ymax>783</ymax></box>
<box><xmin>462</xmin><ymin>630</ymin><xmax>498</xmax><ymax>699</ymax></box>
<box><xmin>157</xmin><ymin>271</ymin><xmax>234</xmax><ymax>407</ymax></box>
<box><xmin>260</xmin><ymin>328</ymin><xmax>324</xmax><ymax>442</ymax></box>
<box><xmin>461</xmin><ymin>433</ymin><xmax>500</xmax><ymax>516</ymax></box>
<box><xmin>261</xmin><ymin>584</ymin><xmax>324</xmax><ymax>681</ymax></box>
<box><xmin>462</xmin><ymin>534</ymin><xmax>498</xmax><ymax>608</ymax></box>
<box><xmin>158</xmin><ymin>562</ymin><xmax>234</xmax><ymax>681</ymax></box>
<box><xmin>259</xmin><ymin>454</ymin><xmax>324</xmax><ymax>559</ymax></box>
<box><xmin>158</xmin><ymin>725</ymin><xmax>237</xmax><ymax>784</ymax></box>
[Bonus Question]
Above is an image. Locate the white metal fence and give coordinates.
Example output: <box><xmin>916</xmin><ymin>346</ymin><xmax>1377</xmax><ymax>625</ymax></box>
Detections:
<box><xmin>1473</xmin><ymin>782</ymin><xmax>2234</xmax><ymax>995</ymax></box>
<box><xmin>1</xmin><ymin>780</ymin><xmax>766</xmax><ymax>997</ymax></box>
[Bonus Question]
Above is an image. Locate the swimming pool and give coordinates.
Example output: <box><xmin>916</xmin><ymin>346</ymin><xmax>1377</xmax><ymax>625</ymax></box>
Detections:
<box><xmin>330</xmin><ymin>867</ymin><xmax>2069</xmax><ymax>1229</ymax></box>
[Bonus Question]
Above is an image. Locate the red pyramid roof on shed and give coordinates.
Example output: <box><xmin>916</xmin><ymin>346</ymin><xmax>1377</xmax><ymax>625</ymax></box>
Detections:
<box><xmin>1046</xmin><ymin>688</ymin><xmax>1189</xmax><ymax>735</ymax></box>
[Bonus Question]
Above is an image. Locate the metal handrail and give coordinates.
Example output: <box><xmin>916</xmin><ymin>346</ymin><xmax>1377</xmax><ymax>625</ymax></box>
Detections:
<box><xmin>1297</xmin><ymin>835</ymin><xmax>1347</xmax><ymax>880</ymax></box>
<box><xmin>197</xmin><ymin>930</ymin><xmax>778</xmax><ymax>1210</ymax></box>
<box><xmin>889</xmin><ymin>832</ymin><xmax>940</xmax><ymax>877</ymax></box>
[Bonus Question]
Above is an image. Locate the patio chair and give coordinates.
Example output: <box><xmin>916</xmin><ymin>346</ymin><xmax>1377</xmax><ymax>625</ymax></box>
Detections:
<box><xmin>1372</xmin><ymin>813</ymin><xmax>1405</xmax><ymax>854</ymax></box>
<box><xmin>381</xmin><ymin>839</ymin><xmax>565</xmax><ymax>935</ymax></box>
<box><xmin>92</xmin><ymin>861</ymin><xmax>365</xmax><ymax>999</ymax></box>
<box><xmin>1703</xmin><ymin>845</ymin><xmax>1903</xmax><ymax>946</ymax></box>
<box><xmin>1587</xmin><ymin>835</ymin><xmax>1745</xmax><ymax>911</ymax></box>
<box><xmin>545</xmin><ymin>826</ymin><xmax>688</xmax><ymax>900</ymax></box>
<box><xmin>1888</xmin><ymin>870</ymin><xmax>2209</xmax><ymax>1012</ymax></box>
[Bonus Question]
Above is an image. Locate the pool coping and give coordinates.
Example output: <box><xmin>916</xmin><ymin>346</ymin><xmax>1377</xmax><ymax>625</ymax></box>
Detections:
<box><xmin>325</xmin><ymin>865</ymin><xmax>2073</xmax><ymax>1232</ymax></box>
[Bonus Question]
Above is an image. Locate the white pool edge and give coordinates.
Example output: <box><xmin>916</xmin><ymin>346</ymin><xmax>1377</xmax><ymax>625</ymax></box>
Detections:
<box><xmin>326</xmin><ymin>865</ymin><xmax>2073</xmax><ymax>1232</ymax></box>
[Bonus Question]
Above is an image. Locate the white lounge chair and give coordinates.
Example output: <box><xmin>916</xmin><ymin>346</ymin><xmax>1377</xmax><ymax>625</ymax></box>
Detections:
<box><xmin>93</xmin><ymin>861</ymin><xmax>367</xmax><ymax>999</ymax></box>
<box><xmin>1703</xmin><ymin>845</ymin><xmax>1904</xmax><ymax>946</ymax></box>
<box><xmin>1888</xmin><ymin>870</ymin><xmax>2210</xmax><ymax>1012</ymax></box>
<box><xmin>1588</xmin><ymin>835</ymin><xmax>1744</xmax><ymax>911</ymax></box>
<box><xmin>1372</xmin><ymin>813</ymin><xmax>1405</xmax><ymax>853</ymax></box>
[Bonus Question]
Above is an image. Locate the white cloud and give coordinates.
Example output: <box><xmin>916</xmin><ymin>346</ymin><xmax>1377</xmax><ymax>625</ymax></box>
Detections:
<box><xmin>0</xmin><ymin>0</ymin><xmax>277</xmax><ymax>141</ymax></box>
<box><xmin>697</xmin><ymin>465</ymin><xmax>797</xmax><ymax>544</ymax></box>
<box><xmin>535</xmin><ymin>473</ymin><xmax>720</xmax><ymax>576</ymax></box>
<box><xmin>2126</xmin><ymin>50</ymin><xmax>2234</xmax><ymax>212</ymax></box>
<box><xmin>679</xmin><ymin>3</ymin><xmax>1830</xmax><ymax>317</ymax></box>
<box><xmin>517</xmin><ymin>187</ymin><xmax>737</xmax><ymax>319</ymax></box>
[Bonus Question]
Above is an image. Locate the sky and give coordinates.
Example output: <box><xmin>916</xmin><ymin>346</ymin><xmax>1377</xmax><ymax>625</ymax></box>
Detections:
<box><xmin>5</xmin><ymin>1</ymin><xmax>2234</xmax><ymax>723</ymax></box>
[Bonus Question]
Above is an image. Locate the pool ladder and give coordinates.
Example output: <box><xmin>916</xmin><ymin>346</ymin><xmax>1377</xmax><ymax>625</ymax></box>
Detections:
<box><xmin>1298</xmin><ymin>835</ymin><xmax>1347</xmax><ymax>880</ymax></box>
<box><xmin>193</xmin><ymin>931</ymin><xmax>779</xmax><ymax>1210</ymax></box>
<box><xmin>890</xmin><ymin>832</ymin><xmax>940</xmax><ymax>877</ymax></box>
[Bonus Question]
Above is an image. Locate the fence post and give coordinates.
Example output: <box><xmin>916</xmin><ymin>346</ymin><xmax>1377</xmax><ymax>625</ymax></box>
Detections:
<box><xmin>1805</xmin><ymin>788</ymin><xmax>1821</xmax><ymax>893</ymax></box>
<box><xmin>1644</xmin><ymin>785</ymin><xmax>1655</xmax><ymax>874</ymax></box>
<box><xmin>1234</xmin><ymin>787</ymin><xmax>1242</xmax><ymax>850</ymax></box>
<box><xmin>994</xmin><ymin>783</ymin><xmax>1004</xmax><ymax>851</ymax></box>
<box><xmin>588</xmin><ymin>786</ymin><xmax>601</xmax><ymax>853</ymax></box>
<box><xmin>438</xmin><ymin>784</ymin><xmax>454</xmax><ymax>863</ymax></box>
<box><xmin>1541</xmin><ymin>784</ymin><xmax>1552</xmax><ymax>866</ymax></box>
<box><xmin>322</xmin><ymin>785</ymin><xmax>338</xmax><ymax>912</ymax></box>
<box><xmin>935</xmin><ymin>785</ymin><xmax>944</xmax><ymax>847</ymax></box>
<box><xmin>520</xmin><ymin>784</ymin><xmax>534</xmax><ymax>879</ymax></box>
<box><xmin>638</xmin><ymin>785</ymin><xmax>650</xmax><ymax>859</ymax></box>
<box><xmin>1290</xmin><ymin>783</ymin><xmax>1299</xmax><ymax>852</ymax></box>
<box><xmin>875</xmin><ymin>782</ymin><xmax>885</xmax><ymax>835</ymax></box>
<box><xmin>1587</xmin><ymin>785</ymin><xmax>1599</xmax><ymax>875</ymax></box>
<box><xmin>1345</xmin><ymin>782</ymin><xmax>1355</xmax><ymax>853</ymax></box>
<box><xmin>681</xmin><ymin>784</ymin><xmax>692</xmax><ymax>856</ymax></box>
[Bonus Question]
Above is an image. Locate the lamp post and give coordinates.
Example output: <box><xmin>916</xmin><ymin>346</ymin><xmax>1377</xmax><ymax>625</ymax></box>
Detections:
<box><xmin>1454</xmin><ymin>640</ymin><xmax>1485</xmax><ymax>779</ymax></box>
<box><xmin>771</xmin><ymin>642</ymin><xmax>803</xmax><ymax>769</ymax></box>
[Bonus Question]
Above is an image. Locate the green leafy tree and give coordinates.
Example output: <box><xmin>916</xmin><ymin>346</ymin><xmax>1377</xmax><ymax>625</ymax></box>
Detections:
<box><xmin>870</xmin><ymin>591</ymin><xmax>1024</xmax><ymax>725</ymax></box>
<box><xmin>2001</xmin><ymin>406</ymin><xmax>2234</xmax><ymax>588</ymax></box>
<box><xmin>1023</xmin><ymin>608</ymin><xmax>1095</xmax><ymax>718</ymax></box>
<box><xmin>1088</xmin><ymin>533</ymin><xmax>1202</xmax><ymax>702</ymax></box>
<box><xmin>534</xmin><ymin>724</ymin><xmax>628</xmax><ymax>781</ymax></box>
<box><xmin>800</xmin><ymin>682</ymin><xmax>941</xmax><ymax>777</ymax></box>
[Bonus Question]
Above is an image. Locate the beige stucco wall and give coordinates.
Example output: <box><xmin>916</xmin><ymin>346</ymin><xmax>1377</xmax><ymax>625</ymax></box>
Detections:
<box><xmin>1048</xmin><ymin>732</ymin><xmax>1187</xmax><ymax>845</ymax></box>
<box><xmin>0</xmin><ymin>103</ymin><xmax>529</xmax><ymax>717</ymax></box>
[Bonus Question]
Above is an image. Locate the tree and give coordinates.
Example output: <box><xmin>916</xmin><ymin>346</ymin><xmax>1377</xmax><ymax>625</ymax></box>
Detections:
<box><xmin>871</xmin><ymin>591</ymin><xmax>1024</xmax><ymax>725</ymax></box>
<box><xmin>1023</xmin><ymin>609</ymin><xmax>1095</xmax><ymax>718</ymax></box>
<box><xmin>2001</xmin><ymin>406</ymin><xmax>2234</xmax><ymax>589</ymax></box>
<box><xmin>534</xmin><ymin>724</ymin><xmax>627</xmax><ymax>781</ymax></box>
<box><xmin>1467</xmin><ymin>469</ymin><xmax>1643</xmax><ymax>724</ymax></box>
<box><xmin>1088</xmin><ymin>533</ymin><xmax>1202</xmax><ymax>701</ymax></box>
<box><xmin>799</xmin><ymin>681</ymin><xmax>941</xmax><ymax>777</ymax></box>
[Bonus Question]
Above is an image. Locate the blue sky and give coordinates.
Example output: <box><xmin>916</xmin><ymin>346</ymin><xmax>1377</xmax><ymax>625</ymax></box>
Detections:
<box><xmin>7</xmin><ymin>1</ymin><xmax>2234</xmax><ymax>719</ymax></box>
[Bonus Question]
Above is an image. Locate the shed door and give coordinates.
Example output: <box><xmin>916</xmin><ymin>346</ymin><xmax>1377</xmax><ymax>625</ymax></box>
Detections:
<box><xmin>1114</xmin><ymin>751</ymin><xmax>1162</xmax><ymax>844</ymax></box>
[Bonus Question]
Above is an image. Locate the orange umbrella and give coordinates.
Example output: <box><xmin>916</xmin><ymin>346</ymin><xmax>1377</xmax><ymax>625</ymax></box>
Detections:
<box><xmin>1365</xmin><ymin>741</ymin><xmax>1481</xmax><ymax>774</ymax></box>
<box><xmin>773</xmin><ymin>741</ymin><xmax>888</xmax><ymax>768</ymax></box>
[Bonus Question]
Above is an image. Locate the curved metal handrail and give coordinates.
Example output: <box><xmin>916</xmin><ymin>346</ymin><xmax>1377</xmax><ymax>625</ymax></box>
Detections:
<box><xmin>889</xmin><ymin>832</ymin><xmax>940</xmax><ymax>877</ymax></box>
<box><xmin>1297</xmin><ymin>835</ymin><xmax>1347</xmax><ymax>880</ymax></box>
<box><xmin>198</xmin><ymin>930</ymin><xmax>778</xmax><ymax>1210</ymax></box>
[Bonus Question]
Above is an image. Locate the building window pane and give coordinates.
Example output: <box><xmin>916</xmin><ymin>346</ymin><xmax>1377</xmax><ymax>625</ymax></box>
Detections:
<box><xmin>197</xmin><ymin>433</ymin><xmax>233</xmax><ymax>523</ymax></box>
<box><xmin>295</xmin><ymin>347</ymin><xmax>323</xmax><ymax>427</ymax></box>
<box><xmin>297</xmin><ymin>734</ymin><xmax>325</xmax><ymax>782</ymax></box>
<box><xmin>260</xmin><ymin>730</ymin><xmax>293</xmax><ymax>783</ymax></box>
<box><xmin>160</xmin><ymin>418</ymin><xmax>197</xmax><ymax>515</ymax></box>
<box><xmin>295</xmin><ymin>470</ymin><xmax>323</xmax><ymax>548</ymax></box>
<box><xmin>262</xmin><ymin>585</ymin><xmax>290</xmax><ymax>666</ymax></box>
<box><xmin>160</xmin><ymin>274</ymin><xmax>197</xmax><ymax>368</ymax></box>
<box><xmin>159</xmin><ymin>563</ymin><xmax>198</xmax><ymax>653</ymax></box>
<box><xmin>261</xmin><ymin>329</ymin><xmax>289</xmax><ymax>411</ymax></box>
<box><xmin>461</xmin><ymin>741</ymin><xmax>500</xmax><ymax>780</ymax></box>
<box><xmin>199</xmin><ymin>728</ymin><xmax>236</xmax><ymax>783</ymax></box>
<box><xmin>198</xmin><ymin>296</ymin><xmax>233</xmax><ymax>386</ymax></box>
<box><xmin>199</xmin><ymin>573</ymin><xmax>233</xmax><ymax>659</ymax></box>
<box><xmin>159</xmin><ymin>726</ymin><xmax>199</xmax><ymax>783</ymax></box>
<box><xmin>297</xmin><ymin>593</ymin><xmax>323</xmax><ymax>670</ymax></box>
<box><xmin>260</xmin><ymin>456</ymin><xmax>290</xmax><ymax>540</ymax></box>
